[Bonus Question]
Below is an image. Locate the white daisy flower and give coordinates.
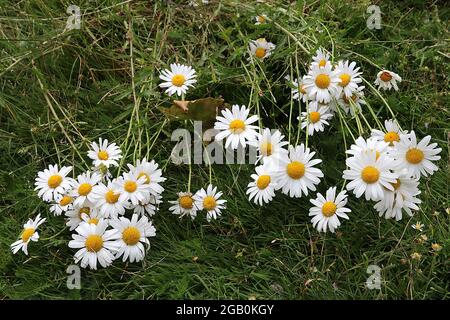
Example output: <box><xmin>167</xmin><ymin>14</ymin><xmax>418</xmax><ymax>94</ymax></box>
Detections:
<box><xmin>289</xmin><ymin>76</ymin><xmax>309</xmax><ymax>103</ymax></box>
<box><xmin>303</xmin><ymin>61</ymin><xmax>340</xmax><ymax>103</ymax></box>
<box><xmin>249</xmin><ymin>38</ymin><xmax>276</xmax><ymax>60</ymax></box>
<box><xmin>110</xmin><ymin>214</ymin><xmax>156</xmax><ymax>263</ymax></box>
<box><xmin>49</xmin><ymin>194</ymin><xmax>74</xmax><ymax>216</ymax></box>
<box><xmin>345</xmin><ymin>136</ymin><xmax>390</xmax><ymax>160</ymax></box>
<box><xmin>248</xmin><ymin>128</ymin><xmax>288</xmax><ymax>165</ymax></box>
<box><xmin>255</xmin><ymin>14</ymin><xmax>268</xmax><ymax>25</ymax></box>
<box><xmin>246</xmin><ymin>162</ymin><xmax>277</xmax><ymax>205</ymax></box>
<box><xmin>374</xmin><ymin>170</ymin><xmax>421</xmax><ymax>221</ymax></box>
<box><xmin>114</xmin><ymin>171</ymin><xmax>152</xmax><ymax>206</ymax></box>
<box><xmin>343</xmin><ymin>150</ymin><xmax>398</xmax><ymax>201</ymax></box>
<box><xmin>312</xmin><ymin>48</ymin><xmax>331</xmax><ymax>68</ymax></box>
<box><xmin>65</xmin><ymin>205</ymin><xmax>98</xmax><ymax>231</ymax></box>
<box><xmin>87</xmin><ymin>138</ymin><xmax>122</xmax><ymax>168</ymax></box>
<box><xmin>389</xmin><ymin>131</ymin><xmax>441</xmax><ymax>178</ymax></box>
<box><xmin>214</xmin><ymin>104</ymin><xmax>259</xmax><ymax>150</ymax></box>
<box><xmin>91</xmin><ymin>181</ymin><xmax>125</xmax><ymax>219</ymax></box>
<box><xmin>193</xmin><ymin>185</ymin><xmax>227</xmax><ymax>222</ymax></box>
<box><xmin>129</xmin><ymin>194</ymin><xmax>162</xmax><ymax>217</ymax></box>
<box><xmin>335</xmin><ymin>60</ymin><xmax>363</xmax><ymax>98</ymax></box>
<box><xmin>336</xmin><ymin>86</ymin><xmax>366</xmax><ymax>116</ymax></box>
<box><xmin>126</xmin><ymin>158</ymin><xmax>166</xmax><ymax>196</ymax></box>
<box><xmin>34</xmin><ymin>164</ymin><xmax>73</xmax><ymax>202</ymax></box>
<box><xmin>68</xmin><ymin>220</ymin><xmax>120</xmax><ymax>270</ymax></box>
<box><xmin>169</xmin><ymin>192</ymin><xmax>198</xmax><ymax>220</ymax></box>
<box><xmin>80</xmin><ymin>209</ymin><xmax>104</xmax><ymax>226</ymax></box>
<box><xmin>299</xmin><ymin>101</ymin><xmax>333</xmax><ymax>136</ymax></box>
<box><xmin>374</xmin><ymin>70</ymin><xmax>402</xmax><ymax>91</ymax></box>
<box><xmin>11</xmin><ymin>214</ymin><xmax>46</xmax><ymax>255</ymax></box>
<box><xmin>412</xmin><ymin>222</ymin><xmax>424</xmax><ymax>232</ymax></box>
<box><xmin>371</xmin><ymin>119</ymin><xmax>405</xmax><ymax>147</ymax></box>
<box><xmin>309</xmin><ymin>187</ymin><xmax>351</xmax><ymax>233</ymax></box>
<box><xmin>71</xmin><ymin>171</ymin><xmax>102</xmax><ymax>207</ymax></box>
<box><xmin>275</xmin><ymin>144</ymin><xmax>324</xmax><ymax>198</ymax></box>
<box><xmin>159</xmin><ymin>63</ymin><xmax>197</xmax><ymax>97</ymax></box>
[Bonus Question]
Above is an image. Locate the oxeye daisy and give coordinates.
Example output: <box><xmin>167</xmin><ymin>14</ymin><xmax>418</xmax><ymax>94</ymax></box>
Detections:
<box><xmin>336</xmin><ymin>86</ymin><xmax>366</xmax><ymax>116</ymax></box>
<box><xmin>312</xmin><ymin>48</ymin><xmax>331</xmax><ymax>68</ymax></box>
<box><xmin>87</xmin><ymin>138</ymin><xmax>122</xmax><ymax>168</ymax></box>
<box><xmin>374</xmin><ymin>170</ymin><xmax>421</xmax><ymax>221</ymax></box>
<box><xmin>303</xmin><ymin>62</ymin><xmax>340</xmax><ymax>103</ymax></box>
<box><xmin>345</xmin><ymin>136</ymin><xmax>390</xmax><ymax>160</ymax></box>
<box><xmin>371</xmin><ymin>119</ymin><xmax>405</xmax><ymax>147</ymax></box>
<box><xmin>65</xmin><ymin>205</ymin><xmax>98</xmax><ymax>231</ymax></box>
<box><xmin>49</xmin><ymin>194</ymin><xmax>74</xmax><ymax>216</ymax></box>
<box><xmin>309</xmin><ymin>187</ymin><xmax>351</xmax><ymax>233</ymax></box>
<box><xmin>126</xmin><ymin>158</ymin><xmax>166</xmax><ymax>196</ymax></box>
<box><xmin>275</xmin><ymin>144</ymin><xmax>324</xmax><ymax>198</ymax></box>
<box><xmin>389</xmin><ymin>131</ymin><xmax>441</xmax><ymax>178</ymax></box>
<box><xmin>110</xmin><ymin>214</ymin><xmax>156</xmax><ymax>263</ymax></box>
<box><xmin>71</xmin><ymin>171</ymin><xmax>102</xmax><ymax>207</ymax></box>
<box><xmin>249</xmin><ymin>38</ymin><xmax>276</xmax><ymax>60</ymax></box>
<box><xmin>343</xmin><ymin>150</ymin><xmax>398</xmax><ymax>201</ymax></box>
<box><xmin>254</xmin><ymin>14</ymin><xmax>268</xmax><ymax>25</ymax></box>
<box><xmin>169</xmin><ymin>192</ymin><xmax>198</xmax><ymax>220</ymax></box>
<box><xmin>91</xmin><ymin>181</ymin><xmax>125</xmax><ymax>219</ymax></box>
<box><xmin>246</xmin><ymin>162</ymin><xmax>277</xmax><ymax>205</ymax></box>
<box><xmin>11</xmin><ymin>214</ymin><xmax>46</xmax><ymax>255</ymax></box>
<box><xmin>335</xmin><ymin>60</ymin><xmax>363</xmax><ymax>98</ymax></box>
<box><xmin>114</xmin><ymin>171</ymin><xmax>152</xmax><ymax>206</ymax></box>
<box><xmin>130</xmin><ymin>194</ymin><xmax>162</xmax><ymax>217</ymax></box>
<box><xmin>248</xmin><ymin>128</ymin><xmax>288</xmax><ymax>165</ymax></box>
<box><xmin>193</xmin><ymin>185</ymin><xmax>227</xmax><ymax>222</ymax></box>
<box><xmin>299</xmin><ymin>101</ymin><xmax>333</xmax><ymax>136</ymax></box>
<box><xmin>34</xmin><ymin>164</ymin><xmax>73</xmax><ymax>202</ymax></box>
<box><xmin>214</xmin><ymin>104</ymin><xmax>259</xmax><ymax>150</ymax></box>
<box><xmin>289</xmin><ymin>75</ymin><xmax>309</xmax><ymax>103</ymax></box>
<box><xmin>68</xmin><ymin>220</ymin><xmax>119</xmax><ymax>270</ymax></box>
<box><xmin>159</xmin><ymin>63</ymin><xmax>197</xmax><ymax>97</ymax></box>
<box><xmin>80</xmin><ymin>209</ymin><xmax>104</xmax><ymax>226</ymax></box>
<box><xmin>375</xmin><ymin>70</ymin><xmax>402</xmax><ymax>91</ymax></box>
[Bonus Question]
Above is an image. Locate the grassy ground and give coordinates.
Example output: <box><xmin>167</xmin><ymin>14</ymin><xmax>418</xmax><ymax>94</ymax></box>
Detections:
<box><xmin>0</xmin><ymin>0</ymin><xmax>448</xmax><ymax>299</ymax></box>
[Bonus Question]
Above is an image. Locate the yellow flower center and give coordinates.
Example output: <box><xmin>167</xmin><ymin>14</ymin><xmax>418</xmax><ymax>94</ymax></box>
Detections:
<box><xmin>260</xmin><ymin>142</ymin><xmax>273</xmax><ymax>156</ymax></box>
<box><xmin>299</xmin><ymin>84</ymin><xmax>306</xmax><ymax>94</ymax></box>
<box><xmin>179</xmin><ymin>195</ymin><xmax>193</xmax><ymax>209</ymax></box>
<box><xmin>88</xmin><ymin>218</ymin><xmax>99</xmax><ymax>225</ymax></box>
<box><xmin>309</xmin><ymin>111</ymin><xmax>321</xmax><ymax>123</ymax></box>
<box><xmin>380</xmin><ymin>71</ymin><xmax>392</xmax><ymax>82</ymax></box>
<box><xmin>322</xmin><ymin>201</ymin><xmax>337</xmax><ymax>217</ymax></box>
<box><xmin>59</xmin><ymin>195</ymin><xmax>73</xmax><ymax>206</ymax></box>
<box><xmin>286</xmin><ymin>161</ymin><xmax>305</xmax><ymax>179</ymax></box>
<box><xmin>105</xmin><ymin>190</ymin><xmax>120</xmax><ymax>204</ymax></box>
<box><xmin>122</xmin><ymin>227</ymin><xmax>141</xmax><ymax>246</ymax></box>
<box><xmin>343</xmin><ymin>94</ymin><xmax>358</xmax><ymax>104</ymax></box>
<box><xmin>171</xmin><ymin>74</ymin><xmax>186</xmax><ymax>87</ymax></box>
<box><xmin>405</xmin><ymin>148</ymin><xmax>424</xmax><ymax>164</ymax></box>
<box><xmin>361</xmin><ymin>166</ymin><xmax>380</xmax><ymax>184</ymax></box>
<box><xmin>203</xmin><ymin>196</ymin><xmax>217</xmax><ymax>211</ymax></box>
<box><xmin>47</xmin><ymin>174</ymin><xmax>63</xmax><ymax>189</ymax></box>
<box><xmin>255</xmin><ymin>47</ymin><xmax>266</xmax><ymax>59</ymax></box>
<box><xmin>85</xmin><ymin>235</ymin><xmax>103</xmax><ymax>252</ymax></box>
<box><xmin>79</xmin><ymin>207</ymin><xmax>90</xmax><ymax>217</ymax></box>
<box><xmin>339</xmin><ymin>73</ymin><xmax>351</xmax><ymax>87</ymax></box>
<box><xmin>384</xmin><ymin>131</ymin><xmax>400</xmax><ymax>145</ymax></box>
<box><xmin>391</xmin><ymin>179</ymin><xmax>401</xmax><ymax>190</ymax></box>
<box><xmin>78</xmin><ymin>183</ymin><xmax>92</xmax><ymax>196</ymax></box>
<box><xmin>97</xmin><ymin>150</ymin><xmax>109</xmax><ymax>160</ymax></box>
<box><xmin>229</xmin><ymin>119</ymin><xmax>245</xmax><ymax>133</ymax></box>
<box><xmin>21</xmin><ymin>228</ymin><xmax>35</xmax><ymax>242</ymax></box>
<box><xmin>124</xmin><ymin>181</ymin><xmax>137</xmax><ymax>193</ymax></box>
<box><xmin>256</xmin><ymin>175</ymin><xmax>271</xmax><ymax>189</ymax></box>
<box><xmin>138</xmin><ymin>172</ymin><xmax>151</xmax><ymax>184</ymax></box>
<box><xmin>319</xmin><ymin>59</ymin><xmax>327</xmax><ymax>67</ymax></box>
<box><xmin>315</xmin><ymin>74</ymin><xmax>330</xmax><ymax>89</ymax></box>
<box><xmin>257</xmin><ymin>15</ymin><xmax>265</xmax><ymax>23</ymax></box>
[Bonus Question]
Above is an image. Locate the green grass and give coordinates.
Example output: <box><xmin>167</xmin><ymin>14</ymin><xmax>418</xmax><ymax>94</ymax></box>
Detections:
<box><xmin>0</xmin><ymin>0</ymin><xmax>449</xmax><ymax>299</ymax></box>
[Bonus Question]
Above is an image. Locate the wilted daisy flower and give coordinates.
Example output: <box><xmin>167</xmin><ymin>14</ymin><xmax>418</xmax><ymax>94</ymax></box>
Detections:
<box><xmin>303</xmin><ymin>62</ymin><xmax>340</xmax><ymax>103</ymax></box>
<box><xmin>275</xmin><ymin>144</ymin><xmax>324</xmax><ymax>198</ymax></box>
<box><xmin>249</xmin><ymin>128</ymin><xmax>288</xmax><ymax>165</ymax></box>
<box><xmin>169</xmin><ymin>192</ymin><xmax>198</xmax><ymax>219</ymax></box>
<box><xmin>110</xmin><ymin>214</ymin><xmax>156</xmax><ymax>263</ymax></box>
<box><xmin>335</xmin><ymin>60</ymin><xmax>363</xmax><ymax>98</ymax></box>
<box><xmin>375</xmin><ymin>70</ymin><xmax>402</xmax><ymax>91</ymax></box>
<box><xmin>214</xmin><ymin>104</ymin><xmax>259</xmax><ymax>150</ymax></box>
<box><xmin>193</xmin><ymin>185</ymin><xmax>227</xmax><ymax>222</ymax></box>
<box><xmin>11</xmin><ymin>214</ymin><xmax>46</xmax><ymax>255</ymax></box>
<box><xmin>389</xmin><ymin>131</ymin><xmax>441</xmax><ymax>178</ymax></box>
<box><xmin>65</xmin><ymin>205</ymin><xmax>97</xmax><ymax>231</ymax></box>
<box><xmin>249</xmin><ymin>38</ymin><xmax>276</xmax><ymax>60</ymax></box>
<box><xmin>312</xmin><ymin>48</ymin><xmax>330</xmax><ymax>68</ymax></box>
<box><xmin>309</xmin><ymin>187</ymin><xmax>351</xmax><ymax>233</ymax></box>
<box><xmin>91</xmin><ymin>181</ymin><xmax>125</xmax><ymax>219</ymax></box>
<box><xmin>49</xmin><ymin>194</ymin><xmax>74</xmax><ymax>216</ymax></box>
<box><xmin>68</xmin><ymin>220</ymin><xmax>119</xmax><ymax>270</ymax></box>
<box><xmin>71</xmin><ymin>171</ymin><xmax>102</xmax><ymax>207</ymax></box>
<box><xmin>345</xmin><ymin>136</ymin><xmax>389</xmax><ymax>159</ymax></box>
<box><xmin>299</xmin><ymin>101</ymin><xmax>333</xmax><ymax>136</ymax></box>
<box><xmin>35</xmin><ymin>164</ymin><xmax>73</xmax><ymax>202</ymax></box>
<box><xmin>246</xmin><ymin>162</ymin><xmax>277</xmax><ymax>205</ymax></box>
<box><xmin>336</xmin><ymin>86</ymin><xmax>366</xmax><ymax>116</ymax></box>
<box><xmin>127</xmin><ymin>158</ymin><xmax>166</xmax><ymax>196</ymax></box>
<box><xmin>87</xmin><ymin>138</ymin><xmax>122</xmax><ymax>168</ymax></box>
<box><xmin>343</xmin><ymin>150</ymin><xmax>398</xmax><ymax>201</ymax></box>
<box><xmin>129</xmin><ymin>194</ymin><xmax>162</xmax><ymax>217</ymax></box>
<box><xmin>412</xmin><ymin>222</ymin><xmax>424</xmax><ymax>232</ymax></box>
<box><xmin>114</xmin><ymin>171</ymin><xmax>152</xmax><ymax>205</ymax></box>
<box><xmin>371</xmin><ymin>119</ymin><xmax>405</xmax><ymax>146</ymax></box>
<box><xmin>159</xmin><ymin>63</ymin><xmax>197</xmax><ymax>97</ymax></box>
<box><xmin>254</xmin><ymin>14</ymin><xmax>268</xmax><ymax>25</ymax></box>
<box><xmin>374</xmin><ymin>170</ymin><xmax>421</xmax><ymax>221</ymax></box>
